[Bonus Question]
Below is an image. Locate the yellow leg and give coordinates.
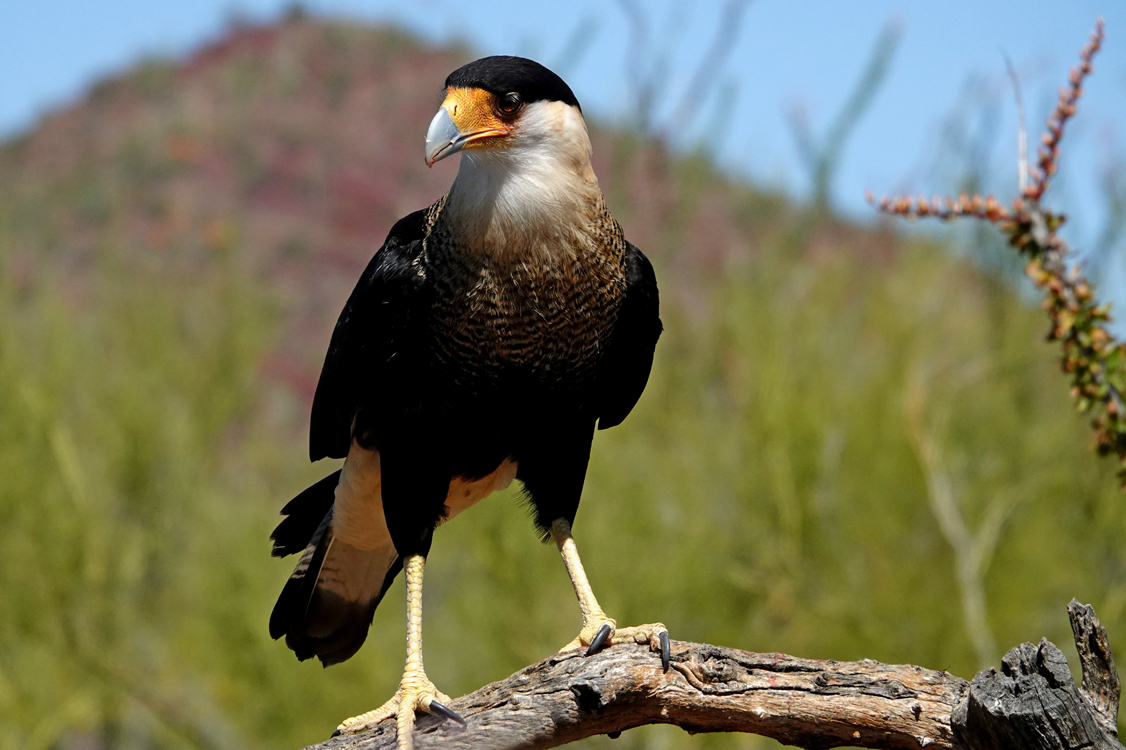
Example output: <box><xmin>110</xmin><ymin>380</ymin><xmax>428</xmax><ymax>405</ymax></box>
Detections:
<box><xmin>334</xmin><ymin>555</ymin><xmax>463</xmax><ymax>749</ymax></box>
<box><xmin>551</xmin><ymin>519</ymin><xmax>670</xmax><ymax>670</ymax></box>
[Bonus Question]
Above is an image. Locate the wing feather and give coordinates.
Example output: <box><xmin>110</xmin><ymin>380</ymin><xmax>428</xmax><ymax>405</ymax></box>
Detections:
<box><xmin>309</xmin><ymin>210</ymin><xmax>429</xmax><ymax>461</ymax></box>
<box><xmin>597</xmin><ymin>242</ymin><xmax>661</xmax><ymax>429</ymax></box>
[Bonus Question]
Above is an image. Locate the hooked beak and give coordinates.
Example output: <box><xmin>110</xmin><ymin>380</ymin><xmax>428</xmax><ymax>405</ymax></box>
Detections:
<box><xmin>424</xmin><ymin>107</ymin><xmax>465</xmax><ymax>167</ymax></box>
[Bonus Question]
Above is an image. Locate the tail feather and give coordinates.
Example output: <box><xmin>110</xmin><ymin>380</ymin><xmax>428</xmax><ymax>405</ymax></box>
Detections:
<box><xmin>269</xmin><ymin>471</ymin><xmax>401</xmax><ymax>666</ymax></box>
<box><xmin>270</xmin><ymin>470</ymin><xmax>341</xmax><ymax>558</ymax></box>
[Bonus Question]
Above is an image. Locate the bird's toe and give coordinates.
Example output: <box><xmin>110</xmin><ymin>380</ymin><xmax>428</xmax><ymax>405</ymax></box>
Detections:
<box><xmin>425</xmin><ymin>697</ymin><xmax>467</xmax><ymax>727</ymax></box>
<box><xmin>607</xmin><ymin>622</ymin><xmax>671</xmax><ymax>672</ymax></box>
<box><xmin>334</xmin><ymin>676</ymin><xmax>461</xmax><ymax>749</ymax></box>
<box><xmin>565</xmin><ymin>619</ymin><xmax>670</xmax><ymax>671</ymax></box>
<box><xmin>586</xmin><ymin>622</ymin><xmax>614</xmax><ymax>655</ymax></box>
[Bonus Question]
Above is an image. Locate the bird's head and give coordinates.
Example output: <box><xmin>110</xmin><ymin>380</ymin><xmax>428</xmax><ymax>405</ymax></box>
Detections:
<box><xmin>424</xmin><ymin>56</ymin><xmax>584</xmax><ymax>168</ymax></box>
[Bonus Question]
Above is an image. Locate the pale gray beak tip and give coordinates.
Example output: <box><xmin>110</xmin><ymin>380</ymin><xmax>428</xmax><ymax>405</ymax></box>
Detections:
<box><xmin>425</xmin><ymin>107</ymin><xmax>462</xmax><ymax>167</ymax></box>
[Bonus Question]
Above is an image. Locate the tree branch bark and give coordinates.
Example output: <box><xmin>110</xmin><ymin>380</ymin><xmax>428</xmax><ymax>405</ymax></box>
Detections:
<box><xmin>311</xmin><ymin>601</ymin><xmax>1121</xmax><ymax>750</ymax></box>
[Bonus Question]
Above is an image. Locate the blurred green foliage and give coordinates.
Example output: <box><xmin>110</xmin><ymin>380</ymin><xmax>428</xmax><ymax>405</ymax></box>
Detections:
<box><xmin>2</xmin><ymin>18</ymin><xmax>1126</xmax><ymax>750</ymax></box>
<box><xmin>3</xmin><ymin>212</ymin><xmax>1126</xmax><ymax>750</ymax></box>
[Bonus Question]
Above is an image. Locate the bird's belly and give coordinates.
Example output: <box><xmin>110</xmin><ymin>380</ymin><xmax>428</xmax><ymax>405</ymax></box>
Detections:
<box><xmin>442</xmin><ymin>457</ymin><xmax>519</xmax><ymax>522</ymax></box>
<box><xmin>331</xmin><ymin>442</ymin><xmax>517</xmax><ymax>549</ymax></box>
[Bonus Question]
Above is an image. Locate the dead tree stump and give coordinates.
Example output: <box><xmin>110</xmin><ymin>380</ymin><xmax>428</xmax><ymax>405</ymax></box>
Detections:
<box><xmin>952</xmin><ymin>601</ymin><xmax>1122</xmax><ymax>750</ymax></box>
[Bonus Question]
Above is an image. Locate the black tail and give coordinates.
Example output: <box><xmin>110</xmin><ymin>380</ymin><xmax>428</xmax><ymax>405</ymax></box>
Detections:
<box><xmin>269</xmin><ymin>472</ymin><xmax>402</xmax><ymax>666</ymax></box>
<box><xmin>270</xmin><ymin>471</ymin><xmax>340</xmax><ymax>557</ymax></box>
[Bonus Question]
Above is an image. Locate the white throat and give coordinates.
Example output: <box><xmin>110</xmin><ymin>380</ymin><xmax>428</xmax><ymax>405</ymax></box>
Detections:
<box><xmin>443</xmin><ymin>100</ymin><xmax>602</xmax><ymax>260</ymax></box>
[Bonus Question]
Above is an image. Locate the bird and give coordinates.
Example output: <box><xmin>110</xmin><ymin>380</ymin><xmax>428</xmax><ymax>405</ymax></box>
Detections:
<box><xmin>268</xmin><ymin>55</ymin><xmax>666</xmax><ymax>749</ymax></box>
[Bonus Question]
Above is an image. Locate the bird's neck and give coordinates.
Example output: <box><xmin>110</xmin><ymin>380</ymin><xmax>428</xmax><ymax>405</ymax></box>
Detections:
<box><xmin>442</xmin><ymin>142</ymin><xmax>604</xmax><ymax>263</ymax></box>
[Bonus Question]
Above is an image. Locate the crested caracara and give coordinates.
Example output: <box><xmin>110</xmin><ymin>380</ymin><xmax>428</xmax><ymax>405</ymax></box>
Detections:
<box><xmin>269</xmin><ymin>55</ymin><xmax>666</xmax><ymax>749</ymax></box>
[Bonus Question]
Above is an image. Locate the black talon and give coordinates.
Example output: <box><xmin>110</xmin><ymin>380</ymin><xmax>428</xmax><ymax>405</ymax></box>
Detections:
<box><xmin>330</xmin><ymin>729</ymin><xmax>342</xmax><ymax>738</ymax></box>
<box><xmin>659</xmin><ymin>631</ymin><xmax>670</xmax><ymax>673</ymax></box>
<box><xmin>586</xmin><ymin>623</ymin><xmax>613</xmax><ymax>655</ymax></box>
<box><xmin>429</xmin><ymin>699</ymin><xmax>467</xmax><ymax>727</ymax></box>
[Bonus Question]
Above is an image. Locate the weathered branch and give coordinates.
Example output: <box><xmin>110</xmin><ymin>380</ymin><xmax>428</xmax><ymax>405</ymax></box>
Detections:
<box><xmin>320</xmin><ymin>643</ymin><xmax>965</xmax><ymax>750</ymax></box>
<box><xmin>309</xmin><ymin>600</ymin><xmax>1121</xmax><ymax>750</ymax></box>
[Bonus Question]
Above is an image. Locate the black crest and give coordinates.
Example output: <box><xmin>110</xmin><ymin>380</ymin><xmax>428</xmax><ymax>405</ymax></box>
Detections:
<box><xmin>445</xmin><ymin>56</ymin><xmax>581</xmax><ymax>110</ymax></box>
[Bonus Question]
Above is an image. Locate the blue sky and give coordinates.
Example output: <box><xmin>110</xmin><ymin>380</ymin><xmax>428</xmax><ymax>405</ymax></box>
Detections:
<box><xmin>3</xmin><ymin>1</ymin><xmax>1125</xmax><ymax>257</ymax></box>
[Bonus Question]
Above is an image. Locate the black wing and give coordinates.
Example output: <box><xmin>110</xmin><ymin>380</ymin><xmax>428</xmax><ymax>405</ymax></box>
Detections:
<box><xmin>309</xmin><ymin>210</ymin><xmax>429</xmax><ymax>461</ymax></box>
<box><xmin>596</xmin><ymin>242</ymin><xmax>662</xmax><ymax>430</ymax></box>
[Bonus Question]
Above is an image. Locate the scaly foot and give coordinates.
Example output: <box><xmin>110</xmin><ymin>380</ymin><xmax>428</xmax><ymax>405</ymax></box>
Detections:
<box><xmin>551</xmin><ymin>518</ymin><xmax>670</xmax><ymax>672</ymax></box>
<box><xmin>333</xmin><ymin>672</ymin><xmax>463</xmax><ymax>748</ymax></box>
<box><xmin>333</xmin><ymin>555</ymin><xmax>463</xmax><ymax>749</ymax></box>
<box><xmin>562</xmin><ymin>618</ymin><xmax>671</xmax><ymax>672</ymax></box>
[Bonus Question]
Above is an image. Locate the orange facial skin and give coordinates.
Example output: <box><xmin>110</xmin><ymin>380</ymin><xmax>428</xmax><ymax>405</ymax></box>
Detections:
<box><xmin>425</xmin><ymin>87</ymin><xmax>528</xmax><ymax>166</ymax></box>
<box><xmin>440</xmin><ymin>87</ymin><xmax>514</xmax><ymax>148</ymax></box>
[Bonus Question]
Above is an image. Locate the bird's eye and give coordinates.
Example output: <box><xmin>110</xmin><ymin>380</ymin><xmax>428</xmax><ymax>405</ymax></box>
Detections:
<box><xmin>497</xmin><ymin>93</ymin><xmax>522</xmax><ymax>115</ymax></box>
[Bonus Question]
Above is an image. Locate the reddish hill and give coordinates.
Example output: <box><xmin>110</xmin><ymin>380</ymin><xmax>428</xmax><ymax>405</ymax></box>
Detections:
<box><xmin>0</xmin><ymin>14</ymin><xmax>887</xmax><ymax>403</ymax></box>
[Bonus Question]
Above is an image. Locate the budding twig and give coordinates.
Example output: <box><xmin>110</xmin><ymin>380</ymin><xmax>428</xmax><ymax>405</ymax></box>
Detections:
<box><xmin>871</xmin><ymin>19</ymin><xmax>1126</xmax><ymax>487</ymax></box>
<box><xmin>1024</xmin><ymin>19</ymin><xmax>1104</xmax><ymax>203</ymax></box>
